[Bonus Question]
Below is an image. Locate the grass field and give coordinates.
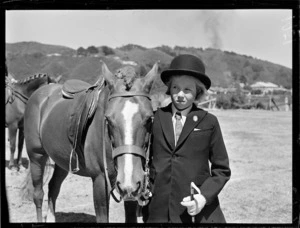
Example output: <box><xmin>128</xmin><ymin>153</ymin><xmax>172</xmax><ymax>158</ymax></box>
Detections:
<box><xmin>5</xmin><ymin>109</ymin><xmax>292</xmax><ymax>224</ymax></box>
<box><xmin>211</xmin><ymin>109</ymin><xmax>292</xmax><ymax>223</ymax></box>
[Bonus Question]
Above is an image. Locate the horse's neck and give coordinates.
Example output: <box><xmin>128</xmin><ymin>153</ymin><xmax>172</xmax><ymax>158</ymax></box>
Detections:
<box><xmin>17</xmin><ymin>78</ymin><xmax>48</xmax><ymax>97</ymax></box>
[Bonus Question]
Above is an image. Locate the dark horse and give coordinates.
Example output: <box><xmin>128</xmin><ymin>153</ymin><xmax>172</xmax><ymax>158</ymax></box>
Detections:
<box><xmin>5</xmin><ymin>73</ymin><xmax>61</xmax><ymax>170</ymax></box>
<box><xmin>23</xmin><ymin>61</ymin><xmax>158</xmax><ymax>222</ymax></box>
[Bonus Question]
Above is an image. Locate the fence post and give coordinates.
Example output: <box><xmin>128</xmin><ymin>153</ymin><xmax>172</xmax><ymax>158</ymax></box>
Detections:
<box><xmin>285</xmin><ymin>96</ymin><xmax>289</xmax><ymax>111</ymax></box>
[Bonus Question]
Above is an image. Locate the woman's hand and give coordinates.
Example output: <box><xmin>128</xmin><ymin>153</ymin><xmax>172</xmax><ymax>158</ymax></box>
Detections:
<box><xmin>180</xmin><ymin>182</ymin><xmax>207</xmax><ymax>216</ymax></box>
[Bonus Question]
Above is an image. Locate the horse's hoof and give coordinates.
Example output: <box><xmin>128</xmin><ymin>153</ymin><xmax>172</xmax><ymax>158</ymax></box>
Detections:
<box><xmin>11</xmin><ymin>166</ymin><xmax>19</xmax><ymax>172</ymax></box>
<box><xmin>18</xmin><ymin>165</ymin><xmax>26</xmax><ymax>172</ymax></box>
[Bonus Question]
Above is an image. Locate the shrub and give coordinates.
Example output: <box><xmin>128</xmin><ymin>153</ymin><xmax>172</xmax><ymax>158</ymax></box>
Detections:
<box><xmin>255</xmin><ymin>101</ymin><xmax>266</xmax><ymax>109</ymax></box>
<box><xmin>216</xmin><ymin>93</ymin><xmax>232</xmax><ymax>109</ymax></box>
<box><xmin>87</xmin><ymin>46</ymin><xmax>99</xmax><ymax>55</ymax></box>
<box><xmin>32</xmin><ymin>52</ymin><xmax>44</xmax><ymax>58</ymax></box>
<box><xmin>77</xmin><ymin>47</ymin><xmax>87</xmax><ymax>56</ymax></box>
<box><xmin>102</xmin><ymin>46</ymin><xmax>115</xmax><ymax>56</ymax></box>
<box><xmin>216</xmin><ymin>91</ymin><xmax>247</xmax><ymax>109</ymax></box>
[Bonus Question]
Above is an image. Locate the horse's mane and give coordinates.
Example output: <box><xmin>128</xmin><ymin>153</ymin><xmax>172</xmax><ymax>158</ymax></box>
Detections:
<box><xmin>15</xmin><ymin>73</ymin><xmax>48</xmax><ymax>85</ymax></box>
<box><xmin>114</xmin><ymin>66</ymin><xmax>139</xmax><ymax>91</ymax></box>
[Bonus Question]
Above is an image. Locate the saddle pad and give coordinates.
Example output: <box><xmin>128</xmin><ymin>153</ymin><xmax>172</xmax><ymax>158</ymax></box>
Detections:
<box><xmin>62</xmin><ymin>79</ymin><xmax>91</xmax><ymax>99</ymax></box>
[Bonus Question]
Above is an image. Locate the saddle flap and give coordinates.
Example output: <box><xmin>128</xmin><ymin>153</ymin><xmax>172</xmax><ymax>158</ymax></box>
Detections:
<box><xmin>62</xmin><ymin>79</ymin><xmax>91</xmax><ymax>99</ymax></box>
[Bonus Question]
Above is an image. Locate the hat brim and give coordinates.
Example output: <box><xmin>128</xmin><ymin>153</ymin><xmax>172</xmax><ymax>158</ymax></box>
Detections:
<box><xmin>161</xmin><ymin>69</ymin><xmax>211</xmax><ymax>90</ymax></box>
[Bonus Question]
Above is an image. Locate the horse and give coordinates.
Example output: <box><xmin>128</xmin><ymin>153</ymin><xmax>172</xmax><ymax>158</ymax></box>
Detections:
<box><xmin>5</xmin><ymin>73</ymin><xmax>61</xmax><ymax>170</ymax></box>
<box><xmin>23</xmin><ymin>61</ymin><xmax>158</xmax><ymax>222</ymax></box>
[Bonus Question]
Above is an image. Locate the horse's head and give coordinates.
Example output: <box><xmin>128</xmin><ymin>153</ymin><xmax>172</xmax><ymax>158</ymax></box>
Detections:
<box><xmin>102</xmin><ymin>61</ymin><xmax>158</xmax><ymax>201</ymax></box>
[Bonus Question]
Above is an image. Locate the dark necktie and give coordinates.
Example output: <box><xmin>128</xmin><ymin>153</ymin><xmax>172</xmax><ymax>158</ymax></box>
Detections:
<box><xmin>175</xmin><ymin>112</ymin><xmax>183</xmax><ymax>145</ymax></box>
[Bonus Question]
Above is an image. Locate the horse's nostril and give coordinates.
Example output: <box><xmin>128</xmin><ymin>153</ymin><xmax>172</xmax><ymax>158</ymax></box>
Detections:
<box><xmin>131</xmin><ymin>181</ymin><xmax>141</xmax><ymax>197</ymax></box>
<box><xmin>137</xmin><ymin>181</ymin><xmax>141</xmax><ymax>190</ymax></box>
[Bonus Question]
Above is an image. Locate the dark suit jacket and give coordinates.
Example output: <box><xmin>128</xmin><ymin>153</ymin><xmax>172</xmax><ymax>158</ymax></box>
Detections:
<box><xmin>144</xmin><ymin>103</ymin><xmax>231</xmax><ymax>223</ymax></box>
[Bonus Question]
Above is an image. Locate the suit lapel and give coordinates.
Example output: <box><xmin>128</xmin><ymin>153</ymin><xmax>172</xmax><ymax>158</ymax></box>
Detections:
<box><xmin>158</xmin><ymin>103</ymin><xmax>175</xmax><ymax>150</ymax></box>
<box><xmin>176</xmin><ymin>104</ymin><xmax>207</xmax><ymax>149</ymax></box>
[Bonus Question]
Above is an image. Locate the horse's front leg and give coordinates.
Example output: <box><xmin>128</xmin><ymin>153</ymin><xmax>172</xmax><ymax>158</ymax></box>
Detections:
<box><xmin>16</xmin><ymin>126</ymin><xmax>24</xmax><ymax>168</ymax></box>
<box><xmin>124</xmin><ymin>201</ymin><xmax>138</xmax><ymax>223</ymax></box>
<box><xmin>46</xmin><ymin>164</ymin><xmax>68</xmax><ymax>222</ymax></box>
<box><xmin>92</xmin><ymin>174</ymin><xmax>109</xmax><ymax>223</ymax></box>
<box><xmin>8</xmin><ymin>125</ymin><xmax>17</xmax><ymax>169</ymax></box>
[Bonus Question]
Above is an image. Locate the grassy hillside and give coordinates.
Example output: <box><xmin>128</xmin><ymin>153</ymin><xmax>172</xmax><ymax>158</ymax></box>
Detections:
<box><xmin>6</xmin><ymin>41</ymin><xmax>75</xmax><ymax>56</ymax></box>
<box><xmin>5</xmin><ymin>42</ymin><xmax>292</xmax><ymax>91</ymax></box>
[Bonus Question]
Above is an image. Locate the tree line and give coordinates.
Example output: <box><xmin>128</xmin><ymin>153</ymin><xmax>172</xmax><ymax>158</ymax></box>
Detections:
<box><xmin>76</xmin><ymin>46</ymin><xmax>115</xmax><ymax>56</ymax></box>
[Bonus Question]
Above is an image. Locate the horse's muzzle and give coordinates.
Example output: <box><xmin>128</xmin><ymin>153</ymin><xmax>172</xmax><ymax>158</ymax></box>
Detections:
<box><xmin>116</xmin><ymin>180</ymin><xmax>142</xmax><ymax>201</ymax></box>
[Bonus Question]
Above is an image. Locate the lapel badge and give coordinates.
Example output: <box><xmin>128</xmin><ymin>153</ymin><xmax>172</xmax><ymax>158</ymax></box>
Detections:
<box><xmin>193</xmin><ymin>115</ymin><xmax>198</xmax><ymax>122</ymax></box>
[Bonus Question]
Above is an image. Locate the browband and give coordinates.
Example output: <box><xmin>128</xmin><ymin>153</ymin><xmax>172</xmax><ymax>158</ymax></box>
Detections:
<box><xmin>108</xmin><ymin>92</ymin><xmax>151</xmax><ymax>101</ymax></box>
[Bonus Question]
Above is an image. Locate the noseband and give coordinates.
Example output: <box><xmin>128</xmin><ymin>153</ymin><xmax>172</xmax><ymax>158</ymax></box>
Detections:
<box><xmin>103</xmin><ymin>91</ymin><xmax>152</xmax><ymax>203</ymax></box>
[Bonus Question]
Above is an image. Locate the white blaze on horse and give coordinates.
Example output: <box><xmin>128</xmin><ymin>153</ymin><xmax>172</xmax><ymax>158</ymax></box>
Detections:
<box><xmin>23</xmin><ymin>61</ymin><xmax>158</xmax><ymax>222</ymax></box>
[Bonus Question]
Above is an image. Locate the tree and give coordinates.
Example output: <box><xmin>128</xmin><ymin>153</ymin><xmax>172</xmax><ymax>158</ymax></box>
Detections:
<box><xmin>239</xmin><ymin>75</ymin><xmax>248</xmax><ymax>85</ymax></box>
<box><xmin>87</xmin><ymin>46</ymin><xmax>99</xmax><ymax>55</ymax></box>
<box><xmin>77</xmin><ymin>47</ymin><xmax>87</xmax><ymax>56</ymax></box>
<box><xmin>102</xmin><ymin>46</ymin><xmax>115</xmax><ymax>56</ymax></box>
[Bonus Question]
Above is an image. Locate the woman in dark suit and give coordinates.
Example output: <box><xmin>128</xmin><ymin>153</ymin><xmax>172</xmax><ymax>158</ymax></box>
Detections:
<box><xmin>143</xmin><ymin>54</ymin><xmax>231</xmax><ymax>223</ymax></box>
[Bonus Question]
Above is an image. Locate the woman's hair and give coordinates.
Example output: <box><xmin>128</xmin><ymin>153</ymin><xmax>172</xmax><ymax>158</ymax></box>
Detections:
<box><xmin>165</xmin><ymin>75</ymin><xmax>207</xmax><ymax>102</ymax></box>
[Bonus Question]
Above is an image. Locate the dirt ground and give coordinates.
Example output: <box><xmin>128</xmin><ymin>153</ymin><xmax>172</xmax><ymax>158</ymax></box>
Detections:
<box><xmin>4</xmin><ymin>132</ymin><xmax>140</xmax><ymax>223</ymax></box>
<box><xmin>4</xmin><ymin>110</ymin><xmax>293</xmax><ymax>224</ymax></box>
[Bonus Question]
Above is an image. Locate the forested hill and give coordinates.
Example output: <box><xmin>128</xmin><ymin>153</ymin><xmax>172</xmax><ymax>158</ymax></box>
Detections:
<box><xmin>6</xmin><ymin>42</ymin><xmax>292</xmax><ymax>92</ymax></box>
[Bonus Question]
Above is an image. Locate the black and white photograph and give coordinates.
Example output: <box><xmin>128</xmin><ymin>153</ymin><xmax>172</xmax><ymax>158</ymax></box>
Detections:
<box><xmin>3</xmin><ymin>5</ymin><xmax>298</xmax><ymax>226</ymax></box>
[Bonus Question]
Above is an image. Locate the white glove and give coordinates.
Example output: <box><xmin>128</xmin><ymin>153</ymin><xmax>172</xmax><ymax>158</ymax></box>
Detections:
<box><xmin>180</xmin><ymin>182</ymin><xmax>207</xmax><ymax>216</ymax></box>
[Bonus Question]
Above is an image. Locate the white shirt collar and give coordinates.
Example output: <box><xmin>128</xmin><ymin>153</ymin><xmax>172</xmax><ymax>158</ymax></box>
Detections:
<box><xmin>171</xmin><ymin>104</ymin><xmax>193</xmax><ymax>118</ymax></box>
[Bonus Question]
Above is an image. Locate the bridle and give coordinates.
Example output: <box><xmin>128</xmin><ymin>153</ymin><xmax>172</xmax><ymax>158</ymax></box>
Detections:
<box><xmin>103</xmin><ymin>91</ymin><xmax>153</xmax><ymax>203</ymax></box>
<box><xmin>5</xmin><ymin>83</ymin><xmax>28</xmax><ymax>105</ymax></box>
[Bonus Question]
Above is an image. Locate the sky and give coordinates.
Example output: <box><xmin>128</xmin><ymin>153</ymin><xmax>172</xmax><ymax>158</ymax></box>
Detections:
<box><xmin>6</xmin><ymin>10</ymin><xmax>293</xmax><ymax>68</ymax></box>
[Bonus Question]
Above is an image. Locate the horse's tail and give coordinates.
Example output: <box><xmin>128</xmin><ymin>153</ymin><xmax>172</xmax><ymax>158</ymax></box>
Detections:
<box><xmin>20</xmin><ymin>157</ymin><xmax>55</xmax><ymax>201</ymax></box>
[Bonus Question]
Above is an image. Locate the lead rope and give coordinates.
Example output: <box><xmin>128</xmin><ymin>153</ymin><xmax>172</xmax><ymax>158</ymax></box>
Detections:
<box><xmin>137</xmin><ymin>132</ymin><xmax>152</xmax><ymax>207</ymax></box>
<box><xmin>102</xmin><ymin>117</ymin><xmax>113</xmax><ymax>218</ymax></box>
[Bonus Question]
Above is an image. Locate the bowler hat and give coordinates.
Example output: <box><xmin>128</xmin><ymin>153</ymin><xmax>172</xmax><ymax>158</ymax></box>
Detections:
<box><xmin>161</xmin><ymin>54</ymin><xmax>211</xmax><ymax>90</ymax></box>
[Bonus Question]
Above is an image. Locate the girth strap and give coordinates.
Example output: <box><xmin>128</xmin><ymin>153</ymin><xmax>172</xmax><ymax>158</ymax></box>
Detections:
<box><xmin>112</xmin><ymin>145</ymin><xmax>146</xmax><ymax>159</ymax></box>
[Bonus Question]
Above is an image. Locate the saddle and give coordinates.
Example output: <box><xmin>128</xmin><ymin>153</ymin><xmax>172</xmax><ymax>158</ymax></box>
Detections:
<box><xmin>62</xmin><ymin>79</ymin><xmax>105</xmax><ymax>172</ymax></box>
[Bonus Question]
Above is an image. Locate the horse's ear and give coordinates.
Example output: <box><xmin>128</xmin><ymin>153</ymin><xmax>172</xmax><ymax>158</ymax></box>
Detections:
<box><xmin>142</xmin><ymin>61</ymin><xmax>159</xmax><ymax>93</ymax></box>
<box><xmin>54</xmin><ymin>75</ymin><xmax>62</xmax><ymax>83</ymax></box>
<box><xmin>101</xmin><ymin>61</ymin><xmax>115</xmax><ymax>89</ymax></box>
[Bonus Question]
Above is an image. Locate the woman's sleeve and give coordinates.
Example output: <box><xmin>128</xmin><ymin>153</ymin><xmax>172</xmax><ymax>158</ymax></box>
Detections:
<box><xmin>200</xmin><ymin>116</ymin><xmax>231</xmax><ymax>205</ymax></box>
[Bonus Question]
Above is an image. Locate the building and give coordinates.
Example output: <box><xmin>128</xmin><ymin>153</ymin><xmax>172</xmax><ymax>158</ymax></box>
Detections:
<box><xmin>250</xmin><ymin>81</ymin><xmax>280</xmax><ymax>94</ymax></box>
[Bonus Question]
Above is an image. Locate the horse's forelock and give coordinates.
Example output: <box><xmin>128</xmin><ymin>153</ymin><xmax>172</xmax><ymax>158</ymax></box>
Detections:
<box><xmin>115</xmin><ymin>66</ymin><xmax>139</xmax><ymax>91</ymax></box>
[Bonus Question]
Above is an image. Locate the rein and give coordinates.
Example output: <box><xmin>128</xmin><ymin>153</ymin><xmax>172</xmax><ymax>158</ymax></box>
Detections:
<box><xmin>5</xmin><ymin>84</ymin><xmax>28</xmax><ymax>105</ymax></box>
<box><xmin>103</xmin><ymin>91</ymin><xmax>152</xmax><ymax>203</ymax></box>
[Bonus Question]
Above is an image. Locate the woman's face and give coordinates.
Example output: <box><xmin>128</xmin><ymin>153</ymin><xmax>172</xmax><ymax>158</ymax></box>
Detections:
<box><xmin>170</xmin><ymin>75</ymin><xmax>197</xmax><ymax>111</ymax></box>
